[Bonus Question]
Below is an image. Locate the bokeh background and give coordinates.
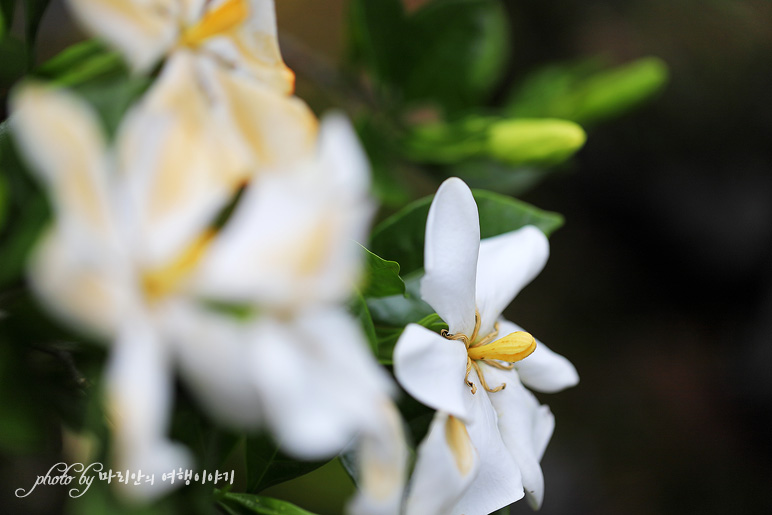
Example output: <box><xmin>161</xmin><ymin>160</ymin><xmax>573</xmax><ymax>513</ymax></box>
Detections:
<box><xmin>2</xmin><ymin>0</ymin><xmax>772</xmax><ymax>514</ymax></box>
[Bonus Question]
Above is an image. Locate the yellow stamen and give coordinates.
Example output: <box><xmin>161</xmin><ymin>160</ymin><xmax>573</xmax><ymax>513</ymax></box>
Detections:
<box><xmin>442</xmin><ymin>310</ymin><xmax>537</xmax><ymax>395</ymax></box>
<box><xmin>142</xmin><ymin>230</ymin><xmax>216</xmax><ymax>301</ymax></box>
<box><xmin>181</xmin><ymin>0</ymin><xmax>250</xmax><ymax>47</ymax></box>
<box><xmin>467</xmin><ymin>331</ymin><xmax>536</xmax><ymax>362</ymax></box>
<box><xmin>445</xmin><ymin>415</ymin><xmax>475</xmax><ymax>476</ymax></box>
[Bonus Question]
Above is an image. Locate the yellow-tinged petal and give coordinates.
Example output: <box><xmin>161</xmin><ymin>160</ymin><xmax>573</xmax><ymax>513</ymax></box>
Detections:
<box><xmin>445</xmin><ymin>415</ymin><xmax>475</xmax><ymax>476</ymax></box>
<box><xmin>181</xmin><ymin>0</ymin><xmax>249</xmax><ymax>47</ymax></box>
<box><xmin>142</xmin><ymin>230</ymin><xmax>216</xmax><ymax>301</ymax></box>
<box><xmin>467</xmin><ymin>331</ymin><xmax>537</xmax><ymax>363</ymax></box>
<box><xmin>211</xmin><ymin>64</ymin><xmax>318</xmax><ymax>168</ymax></box>
<box><xmin>11</xmin><ymin>84</ymin><xmax>116</xmax><ymax>246</ymax></box>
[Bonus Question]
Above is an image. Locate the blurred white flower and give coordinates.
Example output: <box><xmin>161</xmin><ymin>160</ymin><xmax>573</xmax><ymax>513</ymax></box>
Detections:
<box><xmin>69</xmin><ymin>0</ymin><xmax>318</xmax><ymax>207</ymax></box>
<box><xmin>12</xmin><ymin>85</ymin><xmax>391</xmax><ymax>500</ymax></box>
<box><xmin>393</xmin><ymin>178</ymin><xmax>579</xmax><ymax>513</ymax></box>
<box><xmin>172</xmin><ymin>114</ymin><xmax>397</xmax><ymax>460</ymax></box>
<box><xmin>68</xmin><ymin>0</ymin><xmax>292</xmax><ymax>86</ymax></box>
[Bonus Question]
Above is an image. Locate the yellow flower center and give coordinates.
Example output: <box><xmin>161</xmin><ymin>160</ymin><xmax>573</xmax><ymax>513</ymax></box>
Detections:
<box><xmin>441</xmin><ymin>310</ymin><xmax>536</xmax><ymax>394</ymax></box>
<box><xmin>180</xmin><ymin>0</ymin><xmax>250</xmax><ymax>47</ymax></box>
<box><xmin>142</xmin><ymin>230</ymin><xmax>216</xmax><ymax>301</ymax></box>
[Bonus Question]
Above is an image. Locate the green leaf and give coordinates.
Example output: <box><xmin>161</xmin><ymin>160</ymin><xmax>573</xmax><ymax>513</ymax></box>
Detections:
<box><xmin>506</xmin><ymin>56</ymin><xmax>669</xmax><ymax>126</ymax></box>
<box><xmin>24</xmin><ymin>0</ymin><xmax>50</xmax><ymax>54</ymax></box>
<box><xmin>0</xmin><ymin>191</ymin><xmax>49</xmax><ymax>287</ymax></box>
<box><xmin>346</xmin><ymin>0</ymin><xmax>407</xmax><ymax>90</ymax></box>
<box><xmin>349</xmin><ymin>290</ymin><xmax>378</xmax><ymax>355</ymax></box>
<box><xmin>449</xmin><ymin>159</ymin><xmax>553</xmax><ymax>197</ymax></box>
<box><xmin>216</xmin><ymin>492</ymin><xmax>317</xmax><ymax>515</ymax></box>
<box><xmin>373</xmin><ymin>311</ymin><xmax>449</xmax><ymax>365</ymax></box>
<box><xmin>0</xmin><ymin>0</ymin><xmax>15</xmax><ymax>40</ymax></box>
<box><xmin>402</xmin><ymin>0</ymin><xmax>509</xmax><ymax>111</ymax></box>
<box><xmin>245</xmin><ymin>434</ymin><xmax>329</xmax><ymax>493</ymax></box>
<box><xmin>0</xmin><ymin>35</ymin><xmax>27</xmax><ymax>90</ymax></box>
<box><xmin>34</xmin><ymin>39</ymin><xmax>125</xmax><ymax>87</ymax></box>
<box><xmin>359</xmin><ymin>244</ymin><xmax>405</xmax><ymax>298</ymax></box>
<box><xmin>0</xmin><ymin>172</ymin><xmax>7</xmax><ymax>231</ymax></box>
<box><xmin>369</xmin><ymin>188</ymin><xmax>564</xmax><ymax>276</ymax></box>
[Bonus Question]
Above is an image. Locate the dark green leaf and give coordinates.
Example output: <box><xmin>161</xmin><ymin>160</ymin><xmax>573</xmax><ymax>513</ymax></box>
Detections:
<box><xmin>372</xmin><ymin>310</ymin><xmax>448</xmax><ymax>365</ymax></box>
<box><xmin>359</xmin><ymin>244</ymin><xmax>405</xmax><ymax>298</ymax></box>
<box><xmin>346</xmin><ymin>0</ymin><xmax>407</xmax><ymax>90</ymax></box>
<box><xmin>402</xmin><ymin>0</ymin><xmax>509</xmax><ymax>111</ymax></box>
<box><xmin>216</xmin><ymin>492</ymin><xmax>317</xmax><ymax>515</ymax></box>
<box><xmin>0</xmin><ymin>171</ymin><xmax>7</xmax><ymax>231</ymax></box>
<box><xmin>34</xmin><ymin>39</ymin><xmax>126</xmax><ymax>87</ymax></box>
<box><xmin>0</xmin><ymin>35</ymin><xmax>27</xmax><ymax>90</ymax></box>
<box><xmin>24</xmin><ymin>0</ymin><xmax>50</xmax><ymax>54</ymax></box>
<box><xmin>370</xmin><ymin>188</ymin><xmax>563</xmax><ymax>276</ymax></box>
<box><xmin>0</xmin><ymin>192</ymin><xmax>49</xmax><ymax>286</ymax></box>
<box><xmin>0</xmin><ymin>0</ymin><xmax>15</xmax><ymax>40</ymax></box>
<box><xmin>349</xmin><ymin>290</ymin><xmax>378</xmax><ymax>355</ymax></box>
<box><xmin>450</xmin><ymin>159</ymin><xmax>553</xmax><ymax>196</ymax></box>
<box><xmin>245</xmin><ymin>434</ymin><xmax>329</xmax><ymax>493</ymax></box>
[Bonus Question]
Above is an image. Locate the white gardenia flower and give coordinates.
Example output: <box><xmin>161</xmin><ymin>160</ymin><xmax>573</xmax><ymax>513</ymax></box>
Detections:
<box><xmin>69</xmin><ymin>0</ymin><xmax>318</xmax><ymax>212</ymax></box>
<box><xmin>12</xmin><ymin>84</ymin><xmax>393</xmax><ymax>501</ymax></box>
<box><xmin>69</xmin><ymin>0</ymin><xmax>292</xmax><ymax>86</ymax></box>
<box><xmin>393</xmin><ymin>178</ymin><xmax>579</xmax><ymax>514</ymax></box>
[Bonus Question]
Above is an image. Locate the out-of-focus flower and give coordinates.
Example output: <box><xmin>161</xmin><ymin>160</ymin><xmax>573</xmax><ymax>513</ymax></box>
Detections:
<box><xmin>346</xmin><ymin>401</ymin><xmax>408</xmax><ymax>515</ymax></box>
<box><xmin>68</xmin><ymin>0</ymin><xmax>292</xmax><ymax>87</ymax></box>
<box><xmin>12</xmin><ymin>85</ymin><xmax>390</xmax><ymax>499</ymax></box>
<box><xmin>69</xmin><ymin>0</ymin><xmax>318</xmax><ymax>207</ymax></box>
<box><xmin>173</xmin><ymin>114</ymin><xmax>396</xmax><ymax>460</ymax></box>
<box><xmin>393</xmin><ymin>178</ymin><xmax>579</xmax><ymax>513</ymax></box>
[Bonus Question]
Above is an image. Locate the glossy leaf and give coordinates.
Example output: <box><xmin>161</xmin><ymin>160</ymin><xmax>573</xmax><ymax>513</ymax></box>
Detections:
<box><xmin>369</xmin><ymin>188</ymin><xmax>563</xmax><ymax>275</ymax></box>
<box><xmin>347</xmin><ymin>0</ymin><xmax>407</xmax><ymax>89</ymax></box>
<box><xmin>216</xmin><ymin>492</ymin><xmax>317</xmax><ymax>515</ymax></box>
<box><xmin>245</xmin><ymin>433</ymin><xmax>329</xmax><ymax>493</ymax></box>
<box><xmin>402</xmin><ymin>0</ymin><xmax>510</xmax><ymax>111</ymax></box>
<box><xmin>359</xmin><ymin>244</ymin><xmax>405</xmax><ymax>298</ymax></box>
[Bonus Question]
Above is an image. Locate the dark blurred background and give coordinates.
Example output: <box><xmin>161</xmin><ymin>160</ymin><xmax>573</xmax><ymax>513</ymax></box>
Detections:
<box><xmin>4</xmin><ymin>0</ymin><xmax>772</xmax><ymax>514</ymax></box>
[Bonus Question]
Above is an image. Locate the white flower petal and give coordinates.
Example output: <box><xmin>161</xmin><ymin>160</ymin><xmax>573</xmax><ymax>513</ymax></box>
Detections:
<box><xmin>405</xmin><ymin>412</ymin><xmax>479</xmax><ymax>515</ymax></box>
<box><xmin>27</xmin><ymin>228</ymin><xmax>129</xmax><ymax>339</ymax></box>
<box><xmin>105</xmin><ymin>313</ymin><xmax>191</xmax><ymax>500</ymax></box>
<box><xmin>117</xmin><ymin>52</ymin><xmax>249</xmax><ymax>267</ymax></box>
<box><xmin>68</xmin><ymin>0</ymin><xmax>180</xmax><ymax>72</ymax></box>
<box><xmin>249</xmin><ymin>309</ymin><xmax>390</xmax><ymax>459</ymax></box>
<box><xmin>499</xmin><ymin>319</ymin><xmax>579</xmax><ymax>393</ymax></box>
<box><xmin>317</xmin><ymin>113</ymin><xmax>371</xmax><ymax>199</ymax></box>
<box><xmin>160</xmin><ymin>301</ymin><xmax>263</xmax><ymax>427</ymax></box>
<box><xmin>193</xmin><ymin>116</ymin><xmax>372</xmax><ymax>307</ymax></box>
<box><xmin>421</xmin><ymin>178</ymin><xmax>480</xmax><ymax>336</ymax></box>
<box><xmin>476</xmin><ymin>226</ymin><xmax>549</xmax><ymax>335</ymax></box>
<box><xmin>206</xmin><ymin>58</ymin><xmax>317</xmax><ymax>170</ymax></box>
<box><xmin>393</xmin><ymin>324</ymin><xmax>471</xmax><ymax>420</ymax></box>
<box><xmin>484</xmin><ymin>365</ymin><xmax>555</xmax><ymax>509</ymax></box>
<box><xmin>454</xmin><ymin>378</ymin><xmax>524</xmax><ymax>515</ymax></box>
<box><xmin>202</xmin><ymin>0</ymin><xmax>295</xmax><ymax>93</ymax></box>
<box><xmin>11</xmin><ymin>84</ymin><xmax>118</xmax><ymax>252</ymax></box>
<box><xmin>346</xmin><ymin>401</ymin><xmax>408</xmax><ymax>515</ymax></box>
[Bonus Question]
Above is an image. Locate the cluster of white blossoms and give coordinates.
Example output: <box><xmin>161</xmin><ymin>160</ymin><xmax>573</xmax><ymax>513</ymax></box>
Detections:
<box><xmin>10</xmin><ymin>1</ymin><xmax>577</xmax><ymax>514</ymax></box>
